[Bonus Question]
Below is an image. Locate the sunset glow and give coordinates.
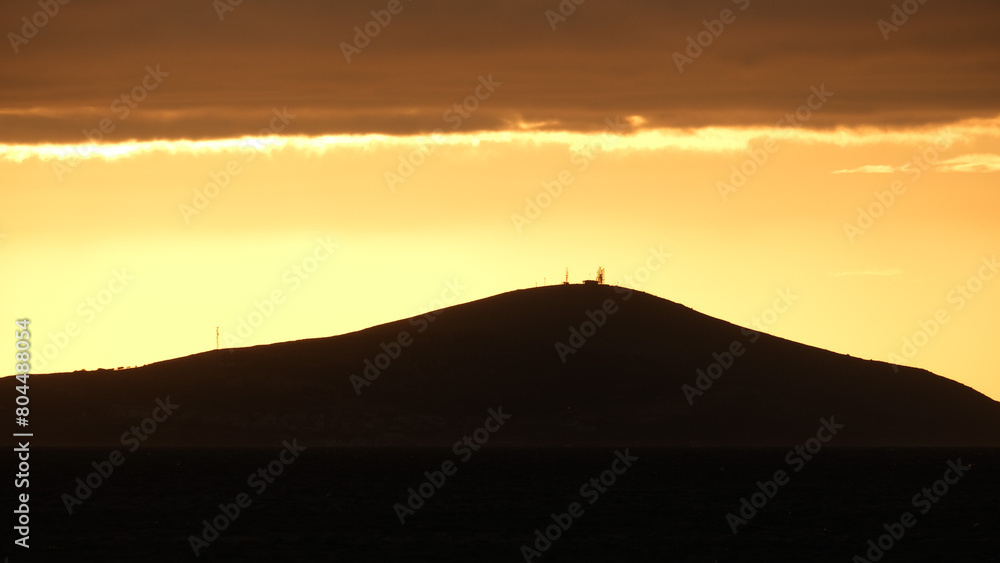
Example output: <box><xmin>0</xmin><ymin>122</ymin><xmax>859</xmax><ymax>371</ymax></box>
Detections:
<box><xmin>3</xmin><ymin>0</ymin><xmax>998</xmax><ymax>402</ymax></box>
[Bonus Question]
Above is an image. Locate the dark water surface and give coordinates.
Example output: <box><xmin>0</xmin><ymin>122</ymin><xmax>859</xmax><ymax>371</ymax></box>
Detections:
<box><xmin>11</xmin><ymin>448</ymin><xmax>998</xmax><ymax>562</ymax></box>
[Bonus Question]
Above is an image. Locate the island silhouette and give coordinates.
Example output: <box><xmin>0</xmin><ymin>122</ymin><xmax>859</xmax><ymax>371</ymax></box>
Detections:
<box><xmin>8</xmin><ymin>284</ymin><xmax>1000</xmax><ymax>448</ymax></box>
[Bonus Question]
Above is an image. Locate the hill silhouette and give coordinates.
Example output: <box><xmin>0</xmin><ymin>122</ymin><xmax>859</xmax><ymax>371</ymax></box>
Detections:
<box><xmin>8</xmin><ymin>284</ymin><xmax>1000</xmax><ymax>447</ymax></box>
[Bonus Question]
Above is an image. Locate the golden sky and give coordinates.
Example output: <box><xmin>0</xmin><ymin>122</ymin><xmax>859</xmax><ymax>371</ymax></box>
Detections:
<box><xmin>2</xmin><ymin>0</ymin><xmax>999</xmax><ymax>400</ymax></box>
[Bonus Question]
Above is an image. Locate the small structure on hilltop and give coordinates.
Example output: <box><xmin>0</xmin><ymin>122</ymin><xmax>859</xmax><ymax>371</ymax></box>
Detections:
<box><xmin>584</xmin><ymin>267</ymin><xmax>605</xmax><ymax>285</ymax></box>
<box><xmin>563</xmin><ymin>267</ymin><xmax>570</xmax><ymax>285</ymax></box>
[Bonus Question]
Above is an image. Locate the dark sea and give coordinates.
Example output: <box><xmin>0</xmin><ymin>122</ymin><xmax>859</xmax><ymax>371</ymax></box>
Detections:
<box><xmin>13</xmin><ymin>448</ymin><xmax>999</xmax><ymax>562</ymax></box>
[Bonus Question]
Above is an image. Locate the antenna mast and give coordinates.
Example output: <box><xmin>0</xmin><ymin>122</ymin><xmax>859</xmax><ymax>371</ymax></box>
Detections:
<box><xmin>216</xmin><ymin>326</ymin><xmax>219</xmax><ymax>350</ymax></box>
<box><xmin>597</xmin><ymin>267</ymin><xmax>605</xmax><ymax>284</ymax></box>
<box><xmin>564</xmin><ymin>267</ymin><xmax>569</xmax><ymax>285</ymax></box>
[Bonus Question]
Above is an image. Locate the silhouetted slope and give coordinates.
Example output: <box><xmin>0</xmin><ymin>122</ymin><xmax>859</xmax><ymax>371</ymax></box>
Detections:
<box><xmin>7</xmin><ymin>285</ymin><xmax>1000</xmax><ymax>447</ymax></box>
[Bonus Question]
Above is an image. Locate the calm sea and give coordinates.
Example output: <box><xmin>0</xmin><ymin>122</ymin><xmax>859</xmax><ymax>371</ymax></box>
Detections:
<box><xmin>15</xmin><ymin>448</ymin><xmax>998</xmax><ymax>562</ymax></box>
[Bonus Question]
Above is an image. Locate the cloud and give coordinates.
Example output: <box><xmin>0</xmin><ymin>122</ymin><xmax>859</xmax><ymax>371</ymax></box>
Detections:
<box><xmin>1</xmin><ymin>0</ymin><xmax>1000</xmax><ymax>142</ymax></box>
<box><xmin>830</xmin><ymin>151</ymin><xmax>1000</xmax><ymax>175</ymax></box>
<box><xmin>830</xmin><ymin>164</ymin><xmax>901</xmax><ymax>174</ymax></box>
<box><xmin>935</xmin><ymin>153</ymin><xmax>1000</xmax><ymax>172</ymax></box>
<box><xmin>829</xmin><ymin>269</ymin><xmax>904</xmax><ymax>277</ymax></box>
<box><xmin>1</xmin><ymin>120</ymin><xmax>996</xmax><ymax>162</ymax></box>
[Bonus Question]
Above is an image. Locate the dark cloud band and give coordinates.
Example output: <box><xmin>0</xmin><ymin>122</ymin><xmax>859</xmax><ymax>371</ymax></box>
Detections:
<box><xmin>1</xmin><ymin>0</ymin><xmax>998</xmax><ymax>142</ymax></box>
